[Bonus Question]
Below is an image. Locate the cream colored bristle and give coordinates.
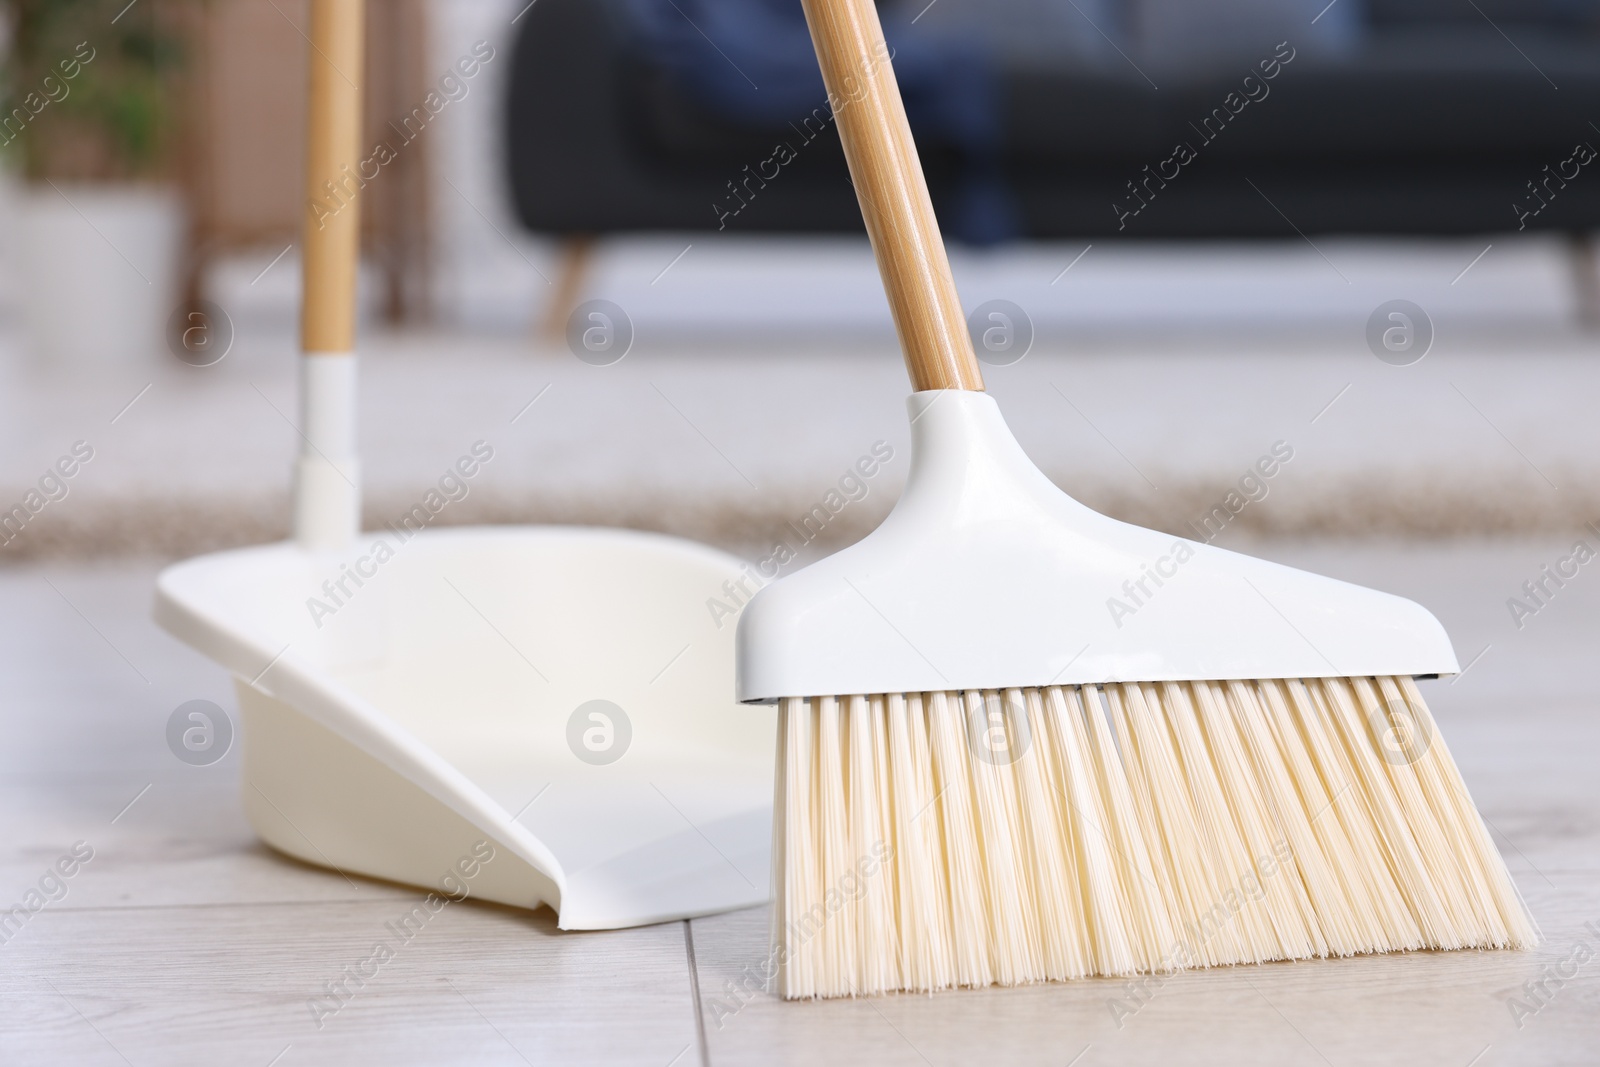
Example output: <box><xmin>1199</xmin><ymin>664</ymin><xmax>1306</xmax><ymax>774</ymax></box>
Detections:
<box><xmin>773</xmin><ymin>677</ymin><xmax>1538</xmax><ymax>999</ymax></box>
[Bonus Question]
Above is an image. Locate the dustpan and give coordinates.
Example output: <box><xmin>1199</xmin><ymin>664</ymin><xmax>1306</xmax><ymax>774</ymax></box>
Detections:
<box><xmin>155</xmin><ymin>528</ymin><xmax>773</xmax><ymax>927</ymax></box>
<box><xmin>153</xmin><ymin>0</ymin><xmax>772</xmax><ymax>929</ymax></box>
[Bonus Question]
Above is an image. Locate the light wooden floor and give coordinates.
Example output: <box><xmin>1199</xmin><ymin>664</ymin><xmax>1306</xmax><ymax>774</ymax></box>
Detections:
<box><xmin>2</xmin><ymin>540</ymin><xmax>1597</xmax><ymax>1065</ymax></box>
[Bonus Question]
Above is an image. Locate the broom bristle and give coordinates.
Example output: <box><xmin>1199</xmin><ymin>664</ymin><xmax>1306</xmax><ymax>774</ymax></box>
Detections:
<box><xmin>772</xmin><ymin>676</ymin><xmax>1538</xmax><ymax>999</ymax></box>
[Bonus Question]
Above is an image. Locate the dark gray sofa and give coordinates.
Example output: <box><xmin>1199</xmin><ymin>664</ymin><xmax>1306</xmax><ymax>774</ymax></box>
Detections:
<box><xmin>505</xmin><ymin>1</ymin><xmax>1600</xmax><ymax>267</ymax></box>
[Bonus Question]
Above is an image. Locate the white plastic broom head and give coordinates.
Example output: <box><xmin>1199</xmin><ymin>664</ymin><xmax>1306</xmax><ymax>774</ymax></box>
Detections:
<box><xmin>737</xmin><ymin>390</ymin><xmax>1459</xmax><ymax>703</ymax></box>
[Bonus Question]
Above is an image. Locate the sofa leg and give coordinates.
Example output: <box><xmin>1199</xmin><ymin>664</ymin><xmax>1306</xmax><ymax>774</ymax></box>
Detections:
<box><xmin>1571</xmin><ymin>232</ymin><xmax>1600</xmax><ymax>330</ymax></box>
<box><xmin>543</xmin><ymin>234</ymin><xmax>596</xmax><ymax>345</ymax></box>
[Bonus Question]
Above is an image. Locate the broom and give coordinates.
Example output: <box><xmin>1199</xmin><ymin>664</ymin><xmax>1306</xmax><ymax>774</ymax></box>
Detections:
<box><xmin>736</xmin><ymin>0</ymin><xmax>1538</xmax><ymax>998</ymax></box>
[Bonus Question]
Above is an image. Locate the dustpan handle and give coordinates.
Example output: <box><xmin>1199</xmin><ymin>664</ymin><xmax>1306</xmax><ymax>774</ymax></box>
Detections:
<box><xmin>799</xmin><ymin>0</ymin><xmax>985</xmax><ymax>393</ymax></box>
<box><xmin>295</xmin><ymin>0</ymin><xmax>365</xmax><ymax>550</ymax></box>
<box><xmin>303</xmin><ymin>0</ymin><xmax>364</xmax><ymax>355</ymax></box>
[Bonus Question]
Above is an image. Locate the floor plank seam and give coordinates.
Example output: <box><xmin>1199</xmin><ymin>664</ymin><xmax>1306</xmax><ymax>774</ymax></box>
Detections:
<box><xmin>11</xmin><ymin>898</ymin><xmax>458</xmax><ymax>915</ymax></box>
<box><xmin>683</xmin><ymin>920</ymin><xmax>712</xmax><ymax>1067</ymax></box>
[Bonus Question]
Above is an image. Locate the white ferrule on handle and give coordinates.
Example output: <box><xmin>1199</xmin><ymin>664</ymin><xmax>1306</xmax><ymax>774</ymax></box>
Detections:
<box><xmin>294</xmin><ymin>352</ymin><xmax>361</xmax><ymax>551</ymax></box>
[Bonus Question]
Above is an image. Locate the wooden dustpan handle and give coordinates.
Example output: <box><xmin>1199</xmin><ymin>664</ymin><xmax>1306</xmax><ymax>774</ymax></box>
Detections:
<box><xmin>294</xmin><ymin>0</ymin><xmax>364</xmax><ymax>551</ymax></box>
<box><xmin>302</xmin><ymin>0</ymin><xmax>364</xmax><ymax>354</ymax></box>
<box><xmin>799</xmin><ymin>0</ymin><xmax>985</xmax><ymax>392</ymax></box>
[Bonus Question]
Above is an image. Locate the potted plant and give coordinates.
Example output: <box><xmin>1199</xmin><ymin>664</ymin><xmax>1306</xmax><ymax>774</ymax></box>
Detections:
<box><xmin>1</xmin><ymin>0</ymin><xmax>187</xmax><ymax>367</ymax></box>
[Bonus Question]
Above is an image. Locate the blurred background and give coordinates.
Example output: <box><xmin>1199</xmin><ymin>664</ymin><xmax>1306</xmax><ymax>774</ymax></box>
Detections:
<box><xmin>0</xmin><ymin>0</ymin><xmax>1597</xmax><ymax>563</ymax></box>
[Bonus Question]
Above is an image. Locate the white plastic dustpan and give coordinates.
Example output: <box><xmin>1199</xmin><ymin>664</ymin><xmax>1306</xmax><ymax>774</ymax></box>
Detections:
<box><xmin>157</xmin><ymin>526</ymin><xmax>773</xmax><ymax>928</ymax></box>
<box><xmin>154</xmin><ymin>0</ymin><xmax>771</xmax><ymax>930</ymax></box>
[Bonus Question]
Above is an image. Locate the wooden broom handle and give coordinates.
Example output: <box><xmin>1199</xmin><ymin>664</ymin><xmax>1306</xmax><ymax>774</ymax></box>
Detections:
<box><xmin>301</xmin><ymin>0</ymin><xmax>365</xmax><ymax>353</ymax></box>
<box><xmin>799</xmin><ymin>0</ymin><xmax>985</xmax><ymax>392</ymax></box>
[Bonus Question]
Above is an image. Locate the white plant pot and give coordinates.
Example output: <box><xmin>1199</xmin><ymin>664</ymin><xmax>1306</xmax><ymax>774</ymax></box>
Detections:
<box><xmin>11</xmin><ymin>182</ymin><xmax>182</xmax><ymax>368</ymax></box>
